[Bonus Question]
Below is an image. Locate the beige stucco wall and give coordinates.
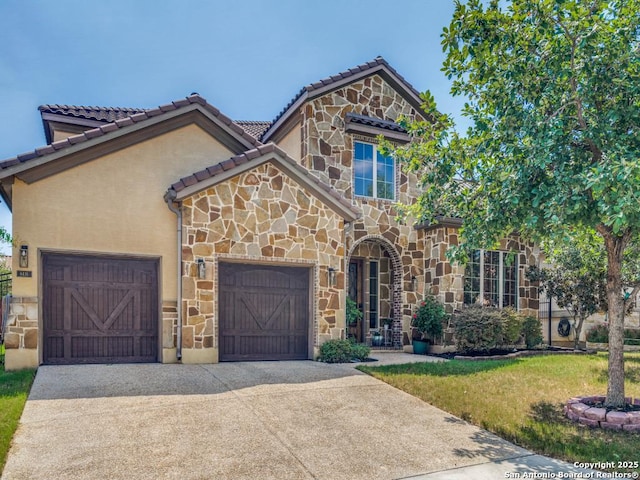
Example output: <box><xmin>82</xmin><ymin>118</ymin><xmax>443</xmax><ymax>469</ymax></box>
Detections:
<box><xmin>7</xmin><ymin>124</ymin><xmax>235</xmax><ymax>368</ymax></box>
<box><xmin>274</xmin><ymin>122</ymin><xmax>302</xmax><ymax>161</ymax></box>
<box><xmin>12</xmin><ymin>124</ymin><xmax>233</xmax><ymax>298</ymax></box>
<box><xmin>52</xmin><ymin>128</ymin><xmax>82</xmax><ymax>142</ymax></box>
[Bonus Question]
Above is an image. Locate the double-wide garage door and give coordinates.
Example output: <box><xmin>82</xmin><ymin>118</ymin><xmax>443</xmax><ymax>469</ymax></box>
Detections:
<box><xmin>218</xmin><ymin>263</ymin><xmax>310</xmax><ymax>361</ymax></box>
<box><xmin>42</xmin><ymin>253</ymin><xmax>158</xmax><ymax>365</ymax></box>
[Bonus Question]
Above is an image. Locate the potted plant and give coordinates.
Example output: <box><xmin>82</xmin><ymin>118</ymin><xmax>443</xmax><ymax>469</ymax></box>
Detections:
<box><xmin>411</xmin><ymin>296</ymin><xmax>447</xmax><ymax>355</ymax></box>
<box><xmin>370</xmin><ymin>329</ymin><xmax>384</xmax><ymax>347</ymax></box>
<box><xmin>346</xmin><ymin>298</ymin><xmax>363</xmax><ymax>326</ymax></box>
<box><xmin>346</xmin><ymin>298</ymin><xmax>363</xmax><ymax>340</ymax></box>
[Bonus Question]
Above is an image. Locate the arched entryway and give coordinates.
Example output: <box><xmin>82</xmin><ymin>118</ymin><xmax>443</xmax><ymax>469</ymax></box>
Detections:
<box><xmin>346</xmin><ymin>235</ymin><xmax>402</xmax><ymax>349</ymax></box>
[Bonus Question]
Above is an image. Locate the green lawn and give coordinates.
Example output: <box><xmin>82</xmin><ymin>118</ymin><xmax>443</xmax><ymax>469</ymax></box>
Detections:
<box><xmin>0</xmin><ymin>345</ymin><xmax>36</xmax><ymax>473</ymax></box>
<box><xmin>359</xmin><ymin>353</ymin><xmax>640</xmax><ymax>472</ymax></box>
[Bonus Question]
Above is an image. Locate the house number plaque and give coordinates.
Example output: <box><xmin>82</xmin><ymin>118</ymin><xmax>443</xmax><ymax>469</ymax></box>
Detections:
<box><xmin>17</xmin><ymin>270</ymin><xmax>32</xmax><ymax>278</ymax></box>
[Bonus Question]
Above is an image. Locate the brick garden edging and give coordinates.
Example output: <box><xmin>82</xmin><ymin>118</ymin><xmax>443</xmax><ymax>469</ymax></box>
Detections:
<box><xmin>565</xmin><ymin>396</ymin><xmax>640</xmax><ymax>431</ymax></box>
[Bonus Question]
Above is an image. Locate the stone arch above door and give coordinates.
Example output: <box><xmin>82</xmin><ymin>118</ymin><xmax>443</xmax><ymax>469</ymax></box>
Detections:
<box><xmin>347</xmin><ymin>234</ymin><xmax>403</xmax><ymax>348</ymax></box>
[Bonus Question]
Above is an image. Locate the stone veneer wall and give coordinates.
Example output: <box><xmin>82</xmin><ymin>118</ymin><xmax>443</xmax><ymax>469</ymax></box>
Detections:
<box><xmin>181</xmin><ymin>162</ymin><xmax>346</xmax><ymax>352</ymax></box>
<box><xmin>3</xmin><ymin>297</ymin><xmax>39</xmax><ymax>351</ymax></box>
<box><xmin>423</xmin><ymin>229</ymin><xmax>541</xmax><ymax>316</ymax></box>
<box><xmin>298</xmin><ymin>74</ymin><xmax>428</xmax><ymax>346</ymax></box>
<box><xmin>301</xmin><ymin>74</ymin><xmax>422</xmax><ymax>201</ymax></box>
<box><xmin>423</xmin><ymin>228</ymin><xmax>465</xmax><ymax>313</ymax></box>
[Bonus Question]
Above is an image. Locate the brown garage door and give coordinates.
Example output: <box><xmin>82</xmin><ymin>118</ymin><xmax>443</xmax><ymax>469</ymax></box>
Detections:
<box><xmin>42</xmin><ymin>253</ymin><xmax>158</xmax><ymax>365</ymax></box>
<box><xmin>218</xmin><ymin>263</ymin><xmax>310</xmax><ymax>361</ymax></box>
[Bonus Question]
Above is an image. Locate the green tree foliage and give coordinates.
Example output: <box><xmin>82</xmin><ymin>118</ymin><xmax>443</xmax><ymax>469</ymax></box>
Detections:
<box><xmin>526</xmin><ymin>237</ymin><xmax>607</xmax><ymax>349</ymax></box>
<box><xmin>388</xmin><ymin>0</ymin><xmax>640</xmax><ymax>407</ymax></box>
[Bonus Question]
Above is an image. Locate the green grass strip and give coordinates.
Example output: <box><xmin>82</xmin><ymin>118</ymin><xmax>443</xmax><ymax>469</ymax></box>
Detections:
<box><xmin>359</xmin><ymin>353</ymin><xmax>640</xmax><ymax>473</ymax></box>
<box><xmin>0</xmin><ymin>347</ymin><xmax>35</xmax><ymax>473</ymax></box>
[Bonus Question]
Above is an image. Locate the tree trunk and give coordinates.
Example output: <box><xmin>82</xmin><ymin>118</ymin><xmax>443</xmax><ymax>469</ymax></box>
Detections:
<box><xmin>574</xmin><ymin>315</ymin><xmax>585</xmax><ymax>350</ymax></box>
<box><xmin>602</xmin><ymin>231</ymin><xmax>628</xmax><ymax>408</ymax></box>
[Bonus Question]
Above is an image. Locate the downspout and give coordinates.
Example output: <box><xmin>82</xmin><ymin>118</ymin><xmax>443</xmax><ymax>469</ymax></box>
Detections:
<box><xmin>164</xmin><ymin>190</ymin><xmax>182</xmax><ymax>361</ymax></box>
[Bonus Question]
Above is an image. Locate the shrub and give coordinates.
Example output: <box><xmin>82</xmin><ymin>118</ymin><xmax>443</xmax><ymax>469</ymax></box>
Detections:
<box><xmin>350</xmin><ymin>343</ymin><xmax>371</xmax><ymax>362</ymax></box>
<box><xmin>452</xmin><ymin>306</ymin><xmax>526</xmax><ymax>353</ymax></box>
<box><xmin>453</xmin><ymin>306</ymin><xmax>504</xmax><ymax>353</ymax></box>
<box><xmin>586</xmin><ymin>324</ymin><xmax>609</xmax><ymax>343</ymax></box>
<box><xmin>412</xmin><ymin>296</ymin><xmax>448</xmax><ymax>341</ymax></box>
<box><xmin>319</xmin><ymin>339</ymin><xmax>370</xmax><ymax>363</ymax></box>
<box><xmin>625</xmin><ymin>328</ymin><xmax>640</xmax><ymax>340</ymax></box>
<box><xmin>585</xmin><ymin>326</ymin><xmax>640</xmax><ymax>345</ymax></box>
<box><xmin>501</xmin><ymin>308</ymin><xmax>524</xmax><ymax>345</ymax></box>
<box><xmin>522</xmin><ymin>315</ymin><xmax>544</xmax><ymax>348</ymax></box>
<box><xmin>319</xmin><ymin>339</ymin><xmax>353</xmax><ymax>363</ymax></box>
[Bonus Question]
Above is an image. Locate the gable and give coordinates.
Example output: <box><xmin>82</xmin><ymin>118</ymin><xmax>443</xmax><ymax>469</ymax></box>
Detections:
<box><xmin>262</xmin><ymin>57</ymin><xmax>426</xmax><ymax>143</ymax></box>
<box><xmin>11</xmin><ymin>124</ymin><xmax>239</xmax><ymax>299</ymax></box>
<box><xmin>310</xmin><ymin>74</ymin><xmax>419</xmax><ymax>133</ymax></box>
<box><xmin>0</xmin><ymin>95</ymin><xmax>259</xmax><ymax>209</ymax></box>
<box><xmin>182</xmin><ymin>161</ymin><xmax>347</xmax><ymax>259</ymax></box>
<box><xmin>168</xmin><ymin>143</ymin><xmax>359</xmax><ymax>222</ymax></box>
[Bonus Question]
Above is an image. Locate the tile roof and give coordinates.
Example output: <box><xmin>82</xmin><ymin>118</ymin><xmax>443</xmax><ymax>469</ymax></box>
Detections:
<box><xmin>234</xmin><ymin>121</ymin><xmax>272</xmax><ymax>139</ymax></box>
<box><xmin>40</xmin><ymin>104</ymin><xmax>269</xmax><ymax>140</ymax></box>
<box><xmin>39</xmin><ymin>104</ymin><xmax>146</xmax><ymax>123</ymax></box>
<box><xmin>169</xmin><ymin>143</ymin><xmax>360</xmax><ymax>220</ymax></box>
<box><xmin>262</xmin><ymin>56</ymin><xmax>423</xmax><ymax>141</ymax></box>
<box><xmin>4</xmin><ymin>57</ymin><xmax>420</xmax><ymax>176</ymax></box>
<box><xmin>0</xmin><ymin>94</ymin><xmax>260</xmax><ymax>172</ymax></box>
<box><xmin>344</xmin><ymin>112</ymin><xmax>407</xmax><ymax>133</ymax></box>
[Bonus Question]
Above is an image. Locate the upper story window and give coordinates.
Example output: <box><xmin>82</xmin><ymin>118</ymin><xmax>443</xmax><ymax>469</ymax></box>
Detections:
<box><xmin>354</xmin><ymin>141</ymin><xmax>395</xmax><ymax>200</ymax></box>
<box><xmin>464</xmin><ymin>250</ymin><xmax>518</xmax><ymax>308</ymax></box>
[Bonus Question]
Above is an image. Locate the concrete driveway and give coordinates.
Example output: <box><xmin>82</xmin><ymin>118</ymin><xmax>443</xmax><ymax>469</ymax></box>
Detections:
<box><xmin>2</xmin><ymin>356</ymin><xmax>596</xmax><ymax>479</ymax></box>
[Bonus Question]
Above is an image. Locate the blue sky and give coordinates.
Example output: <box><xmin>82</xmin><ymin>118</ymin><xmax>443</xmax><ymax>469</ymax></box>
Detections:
<box><xmin>0</xmin><ymin>0</ymin><xmax>468</xmax><ymax>253</ymax></box>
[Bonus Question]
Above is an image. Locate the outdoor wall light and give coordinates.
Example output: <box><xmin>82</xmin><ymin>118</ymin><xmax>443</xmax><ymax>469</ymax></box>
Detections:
<box><xmin>411</xmin><ymin>275</ymin><xmax>418</xmax><ymax>292</ymax></box>
<box><xmin>19</xmin><ymin>245</ymin><xmax>28</xmax><ymax>268</ymax></box>
<box><xmin>328</xmin><ymin>267</ymin><xmax>337</xmax><ymax>287</ymax></box>
<box><xmin>197</xmin><ymin>258</ymin><xmax>206</xmax><ymax>279</ymax></box>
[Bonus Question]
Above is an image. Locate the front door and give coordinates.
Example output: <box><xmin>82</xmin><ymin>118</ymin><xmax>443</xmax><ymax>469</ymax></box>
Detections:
<box><xmin>348</xmin><ymin>260</ymin><xmax>364</xmax><ymax>342</ymax></box>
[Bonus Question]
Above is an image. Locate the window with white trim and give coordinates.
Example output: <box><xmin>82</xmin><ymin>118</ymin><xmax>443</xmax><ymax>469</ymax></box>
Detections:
<box><xmin>354</xmin><ymin>141</ymin><xmax>395</xmax><ymax>200</ymax></box>
<box><xmin>464</xmin><ymin>250</ymin><xmax>518</xmax><ymax>308</ymax></box>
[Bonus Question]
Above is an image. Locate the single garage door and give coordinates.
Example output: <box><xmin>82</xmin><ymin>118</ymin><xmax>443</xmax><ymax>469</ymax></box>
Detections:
<box><xmin>42</xmin><ymin>253</ymin><xmax>158</xmax><ymax>365</ymax></box>
<box><xmin>218</xmin><ymin>263</ymin><xmax>310</xmax><ymax>361</ymax></box>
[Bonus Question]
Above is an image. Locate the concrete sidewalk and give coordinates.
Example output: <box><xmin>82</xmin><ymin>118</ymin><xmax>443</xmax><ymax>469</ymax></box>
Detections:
<box><xmin>2</xmin><ymin>355</ymin><xmax>597</xmax><ymax>479</ymax></box>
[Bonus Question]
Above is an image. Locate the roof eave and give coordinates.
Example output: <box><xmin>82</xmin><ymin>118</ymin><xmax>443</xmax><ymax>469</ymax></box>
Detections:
<box><xmin>262</xmin><ymin>60</ymin><xmax>425</xmax><ymax>143</ymax></box>
<box><xmin>0</xmin><ymin>178</ymin><xmax>13</xmax><ymax>212</ymax></box>
<box><xmin>261</xmin><ymin>92</ymin><xmax>308</xmax><ymax>143</ymax></box>
<box><xmin>0</xmin><ymin>102</ymin><xmax>258</xmax><ymax>184</ymax></box>
<box><xmin>172</xmin><ymin>146</ymin><xmax>360</xmax><ymax>222</ymax></box>
<box><xmin>414</xmin><ymin>216</ymin><xmax>463</xmax><ymax>232</ymax></box>
<box><xmin>344</xmin><ymin>122</ymin><xmax>410</xmax><ymax>143</ymax></box>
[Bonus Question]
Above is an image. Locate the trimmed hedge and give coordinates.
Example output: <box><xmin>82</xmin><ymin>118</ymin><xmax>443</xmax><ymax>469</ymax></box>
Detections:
<box><xmin>319</xmin><ymin>339</ymin><xmax>371</xmax><ymax>363</ymax></box>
